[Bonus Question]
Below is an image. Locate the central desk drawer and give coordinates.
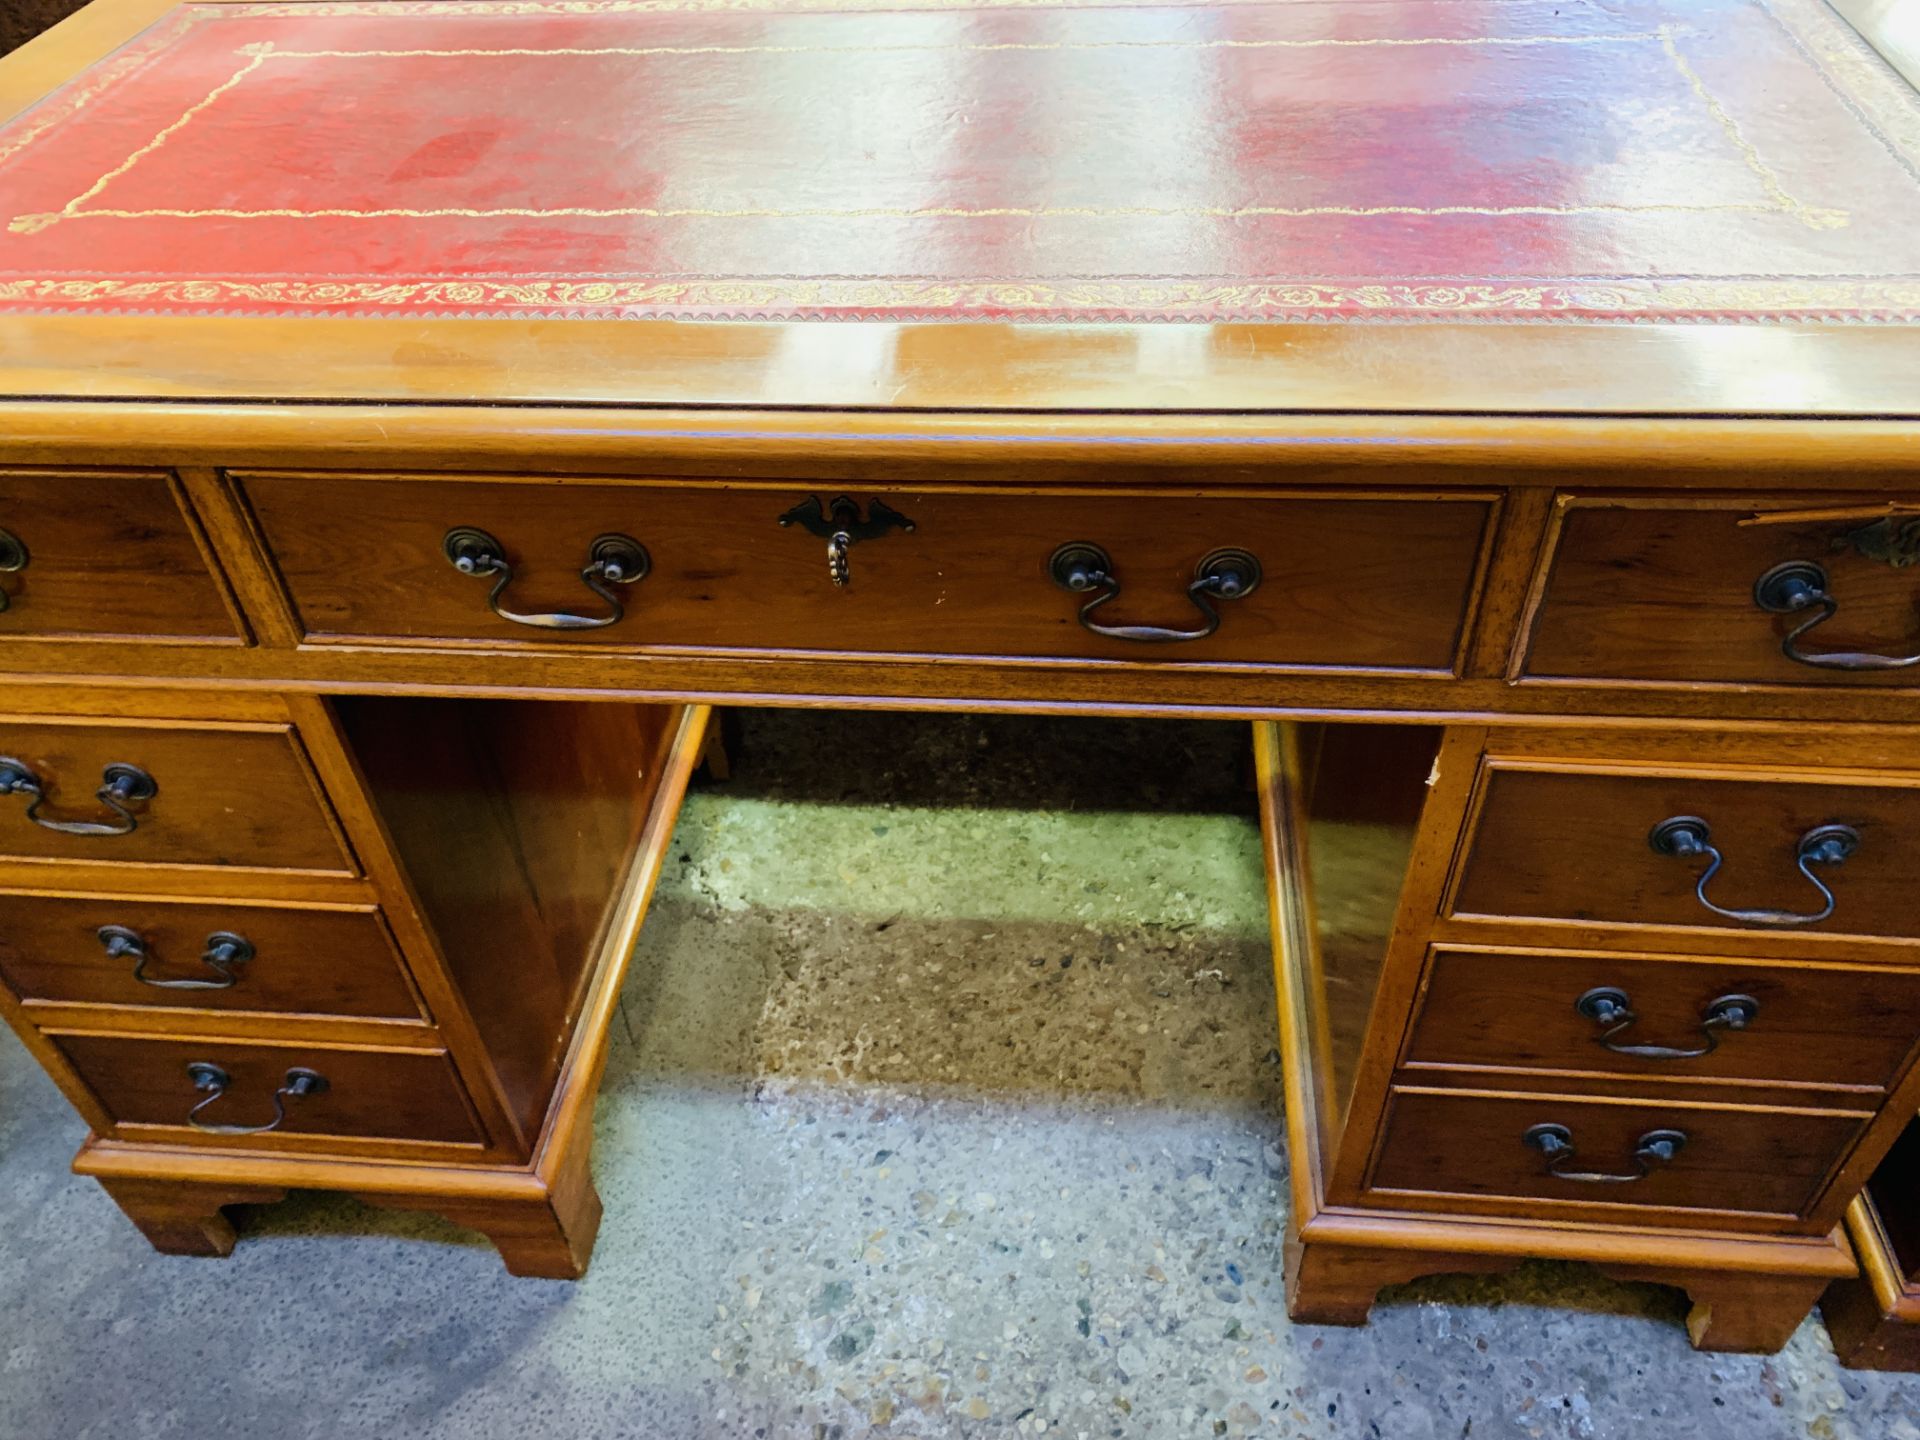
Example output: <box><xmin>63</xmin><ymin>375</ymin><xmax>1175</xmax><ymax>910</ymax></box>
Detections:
<box><xmin>1368</xmin><ymin>1088</ymin><xmax>1866</xmax><ymax>1219</ymax></box>
<box><xmin>238</xmin><ymin>474</ymin><xmax>1495</xmax><ymax>672</ymax></box>
<box><xmin>0</xmin><ymin>719</ymin><xmax>356</xmax><ymax>874</ymax></box>
<box><xmin>0</xmin><ymin>893</ymin><xmax>422</xmax><ymax>1020</ymax></box>
<box><xmin>53</xmin><ymin>1034</ymin><xmax>482</xmax><ymax>1147</ymax></box>
<box><xmin>1404</xmin><ymin>945</ymin><xmax>1920</xmax><ymax>1092</ymax></box>
<box><xmin>1451</xmin><ymin>763</ymin><xmax>1920</xmax><ymax>940</ymax></box>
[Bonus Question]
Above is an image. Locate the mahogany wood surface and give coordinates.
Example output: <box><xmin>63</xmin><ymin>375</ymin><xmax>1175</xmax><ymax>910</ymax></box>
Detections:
<box><xmin>0</xmin><ymin>890</ymin><xmax>421</xmax><ymax>1018</ymax></box>
<box><xmin>360</xmin><ymin>1125</ymin><xmax>604</xmax><ymax>1281</ymax></box>
<box><xmin>337</xmin><ymin>697</ymin><xmax>681</xmax><ymax>1141</ymax></box>
<box><xmin>55</xmin><ymin>704</ymin><xmax>710</xmax><ymax>1279</ymax></box>
<box><xmin>1256</xmin><ymin>720</ymin><xmax>1866</xmax><ymax>1349</ymax></box>
<box><xmin>1402</xmin><ymin>944</ymin><xmax>1920</xmax><ymax>1094</ymax></box>
<box><xmin>241</xmin><ymin>474</ymin><xmax>1496</xmax><ymax>673</ymax></box>
<box><xmin>1520</xmin><ymin>496</ymin><xmax>1920</xmax><ymax>688</ymax></box>
<box><xmin>1601</xmin><ymin>1263</ymin><xmax>1837</xmax><ymax>1355</ymax></box>
<box><xmin>1826</xmin><ymin>1141</ymin><xmax>1920</xmax><ymax>1370</ymax></box>
<box><xmin>96</xmin><ymin>1175</ymin><xmax>286</xmax><ymax>1258</ymax></box>
<box><xmin>0</xmin><ymin>470</ymin><xmax>243</xmax><ymax>644</ymax></box>
<box><xmin>51</xmin><ymin>1031</ymin><xmax>484</xmax><ymax>1146</ymax></box>
<box><xmin>0</xmin><ymin>717</ymin><xmax>357</xmax><ymax>873</ymax></box>
<box><xmin>1452</xmin><ymin>764</ymin><xmax>1920</xmax><ymax>942</ymax></box>
<box><xmin>0</xmin><ymin>0</ymin><xmax>1918</xmax><ymax>414</ymax></box>
<box><xmin>1366</xmin><ymin>1086</ymin><xmax>1870</xmax><ymax>1224</ymax></box>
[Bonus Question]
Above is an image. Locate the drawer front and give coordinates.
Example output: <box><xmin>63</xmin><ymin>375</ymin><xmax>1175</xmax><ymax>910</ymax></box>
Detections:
<box><xmin>54</xmin><ymin>1034</ymin><xmax>482</xmax><ymax>1146</ymax></box>
<box><xmin>1405</xmin><ymin>946</ymin><xmax>1920</xmax><ymax>1091</ymax></box>
<box><xmin>1452</xmin><ymin>764</ymin><xmax>1920</xmax><ymax>940</ymax></box>
<box><xmin>241</xmin><ymin>475</ymin><xmax>1494</xmax><ymax>672</ymax></box>
<box><xmin>0</xmin><ymin>472</ymin><xmax>242</xmax><ymax>644</ymax></box>
<box><xmin>1368</xmin><ymin>1088</ymin><xmax>1865</xmax><ymax>1218</ymax></box>
<box><xmin>1521</xmin><ymin>497</ymin><xmax>1920</xmax><ymax>687</ymax></box>
<box><xmin>0</xmin><ymin>721</ymin><xmax>355</xmax><ymax>873</ymax></box>
<box><xmin>0</xmin><ymin>893</ymin><xmax>420</xmax><ymax>1019</ymax></box>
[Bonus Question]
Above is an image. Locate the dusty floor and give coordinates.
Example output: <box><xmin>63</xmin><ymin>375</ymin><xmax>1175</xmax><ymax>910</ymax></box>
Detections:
<box><xmin>4</xmin><ymin>711</ymin><xmax>1920</xmax><ymax>1438</ymax></box>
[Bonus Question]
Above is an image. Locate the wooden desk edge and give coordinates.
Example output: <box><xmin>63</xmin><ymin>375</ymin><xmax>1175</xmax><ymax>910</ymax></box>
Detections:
<box><xmin>0</xmin><ymin>402</ymin><xmax>1916</xmax><ymax>474</ymax></box>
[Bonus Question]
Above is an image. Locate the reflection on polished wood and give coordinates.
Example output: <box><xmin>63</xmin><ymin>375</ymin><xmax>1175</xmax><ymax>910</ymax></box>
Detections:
<box><xmin>1</xmin><ymin>0</ymin><xmax>1919</xmax><ymax>409</ymax></box>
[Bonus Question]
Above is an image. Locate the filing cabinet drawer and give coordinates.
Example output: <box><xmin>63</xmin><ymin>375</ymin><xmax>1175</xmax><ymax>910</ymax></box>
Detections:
<box><xmin>1451</xmin><ymin>763</ymin><xmax>1919</xmax><ymax>939</ymax></box>
<box><xmin>1521</xmin><ymin>496</ymin><xmax>1920</xmax><ymax>687</ymax></box>
<box><xmin>240</xmin><ymin>473</ymin><xmax>1496</xmax><ymax>673</ymax></box>
<box><xmin>0</xmin><ymin>893</ymin><xmax>421</xmax><ymax>1020</ymax></box>
<box><xmin>1368</xmin><ymin>1088</ymin><xmax>1867</xmax><ymax>1219</ymax></box>
<box><xmin>0</xmin><ymin>720</ymin><xmax>356</xmax><ymax>873</ymax></box>
<box><xmin>1404</xmin><ymin>945</ymin><xmax>1920</xmax><ymax>1092</ymax></box>
<box><xmin>0</xmin><ymin>471</ymin><xmax>243</xmax><ymax>644</ymax></box>
<box><xmin>53</xmin><ymin>1034</ymin><xmax>482</xmax><ymax>1146</ymax></box>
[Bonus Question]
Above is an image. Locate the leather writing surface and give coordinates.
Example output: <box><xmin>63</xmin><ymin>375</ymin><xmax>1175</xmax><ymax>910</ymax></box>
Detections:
<box><xmin>1</xmin><ymin>0</ymin><xmax>1917</xmax><ymax>322</ymax></box>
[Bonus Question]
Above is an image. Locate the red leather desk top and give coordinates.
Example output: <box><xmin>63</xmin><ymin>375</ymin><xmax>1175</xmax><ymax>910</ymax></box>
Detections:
<box><xmin>1</xmin><ymin>0</ymin><xmax>1917</xmax><ymax>323</ymax></box>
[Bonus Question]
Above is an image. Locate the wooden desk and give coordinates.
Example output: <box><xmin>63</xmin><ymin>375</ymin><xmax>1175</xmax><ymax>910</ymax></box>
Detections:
<box><xmin>2</xmin><ymin>0</ymin><xmax>1919</xmax><ymax>1354</ymax></box>
<box><xmin>1825</xmin><ymin>1117</ymin><xmax>1920</xmax><ymax>1369</ymax></box>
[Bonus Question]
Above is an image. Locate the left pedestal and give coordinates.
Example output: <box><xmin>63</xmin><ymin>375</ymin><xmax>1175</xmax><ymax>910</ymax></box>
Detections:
<box><xmin>0</xmin><ymin>686</ymin><xmax>706</xmax><ymax>1279</ymax></box>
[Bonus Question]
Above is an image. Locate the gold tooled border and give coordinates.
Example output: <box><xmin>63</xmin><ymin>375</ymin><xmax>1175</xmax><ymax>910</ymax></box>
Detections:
<box><xmin>0</xmin><ymin>5</ymin><xmax>202</xmax><ymax>169</ymax></box>
<box><xmin>1</xmin><ymin>274</ymin><xmax>1918</xmax><ymax>321</ymax></box>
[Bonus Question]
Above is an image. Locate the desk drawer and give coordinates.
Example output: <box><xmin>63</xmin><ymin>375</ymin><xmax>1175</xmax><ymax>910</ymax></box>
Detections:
<box><xmin>1405</xmin><ymin>946</ymin><xmax>1920</xmax><ymax>1092</ymax></box>
<box><xmin>53</xmin><ymin>1033</ymin><xmax>482</xmax><ymax>1147</ymax></box>
<box><xmin>0</xmin><ymin>472</ymin><xmax>242</xmax><ymax>645</ymax></box>
<box><xmin>1368</xmin><ymin>1087</ymin><xmax>1866</xmax><ymax>1219</ymax></box>
<box><xmin>1521</xmin><ymin>496</ymin><xmax>1920</xmax><ymax>687</ymax></box>
<box><xmin>0</xmin><ymin>720</ymin><xmax>355</xmax><ymax>874</ymax></box>
<box><xmin>240</xmin><ymin>474</ymin><xmax>1494</xmax><ymax>673</ymax></box>
<box><xmin>1451</xmin><ymin>763</ymin><xmax>1919</xmax><ymax>940</ymax></box>
<box><xmin>0</xmin><ymin>893</ymin><xmax>421</xmax><ymax>1020</ymax></box>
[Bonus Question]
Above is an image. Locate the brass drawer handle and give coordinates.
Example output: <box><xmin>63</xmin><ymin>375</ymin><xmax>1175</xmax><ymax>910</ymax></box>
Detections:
<box><xmin>1754</xmin><ymin>560</ymin><xmax>1920</xmax><ymax>671</ymax></box>
<box><xmin>1048</xmin><ymin>543</ymin><xmax>1261</xmax><ymax>643</ymax></box>
<box><xmin>185</xmin><ymin>1062</ymin><xmax>328</xmax><ymax>1135</ymax></box>
<box><xmin>1523</xmin><ymin>1123</ymin><xmax>1687</xmax><ymax>1184</ymax></box>
<box><xmin>0</xmin><ymin>757</ymin><xmax>157</xmax><ymax>836</ymax></box>
<box><xmin>99</xmin><ymin>925</ymin><xmax>253</xmax><ymax>991</ymax></box>
<box><xmin>443</xmin><ymin>527</ymin><xmax>649</xmax><ymax>631</ymax></box>
<box><xmin>778</xmin><ymin>495</ymin><xmax>915</xmax><ymax>587</ymax></box>
<box><xmin>1650</xmin><ymin>815</ymin><xmax>1858</xmax><ymax>927</ymax></box>
<box><xmin>0</xmin><ymin>526</ymin><xmax>25</xmax><ymax>612</ymax></box>
<box><xmin>1574</xmin><ymin>986</ymin><xmax>1759</xmax><ymax>1061</ymax></box>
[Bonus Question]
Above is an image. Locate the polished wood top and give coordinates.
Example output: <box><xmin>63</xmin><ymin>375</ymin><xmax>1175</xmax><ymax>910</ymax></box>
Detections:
<box><xmin>0</xmin><ymin>0</ymin><xmax>1917</xmax><ymax>415</ymax></box>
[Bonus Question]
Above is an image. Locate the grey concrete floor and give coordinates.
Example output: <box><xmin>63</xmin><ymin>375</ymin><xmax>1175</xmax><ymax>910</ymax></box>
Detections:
<box><xmin>4</xmin><ymin>711</ymin><xmax>1920</xmax><ymax>1438</ymax></box>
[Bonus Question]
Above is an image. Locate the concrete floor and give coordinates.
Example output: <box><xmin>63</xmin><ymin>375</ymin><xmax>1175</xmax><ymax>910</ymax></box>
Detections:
<box><xmin>0</xmin><ymin>0</ymin><xmax>87</xmax><ymax>60</ymax></box>
<box><xmin>4</xmin><ymin>710</ymin><xmax>1920</xmax><ymax>1438</ymax></box>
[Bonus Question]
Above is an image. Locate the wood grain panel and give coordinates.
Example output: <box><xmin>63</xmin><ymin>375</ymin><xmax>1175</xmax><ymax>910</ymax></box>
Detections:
<box><xmin>1369</xmin><ymin>1087</ymin><xmax>1867</xmax><ymax>1219</ymax></box>
<box><xmin>0</xmin><ymin>719</ymin><xmax>356</xmax><ymax>873</ymax></box>
<box><xmin>0</xmin><ymin>470</ymin><xmax>242</xmax><ymax>644</ymax></box>
<box><xmin>1824</xmin><ymin>1121</ymin><xmax>1920</xmax><ymax>1369</ymax></box>
<box><xmin>0</xmin><ymin>891</ymin><xmax>420</xmax><ymax>1019</ymax></box>
<box><xmin>1404</xmin><ymin>945</ymin><xmax>1920</xmax><ymax>1092</ymax></box>
<box><xmin>52</xmin><ymin>1032</ymin><xmax>481</xmax><ymax>1145</ymax></box>
<box><xmin>1451</xmin><ymin>764</ymin><xmax>1920</xmax><ymax>940</ymax></box>
<box><xmin>240</xmin><ymin>475</ymin><xmax>1495</xmax><ymax>674</ymax></box>
<box><xmin>336</xmin><ymin>697</ymin><xmax>684</xmax><ymax>1139</ymax></box>
<box><xmin>1521</xmin><ymin>497</ymin><xmax>1920</xmax><ymax>687</ymax></box>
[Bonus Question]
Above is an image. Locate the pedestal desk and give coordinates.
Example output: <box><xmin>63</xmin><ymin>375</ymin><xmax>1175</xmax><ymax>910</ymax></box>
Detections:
<box><xmin>2</xmin><ymin>0</ymin><xmax>1920</xmax><ymax>1355</ymax></box>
